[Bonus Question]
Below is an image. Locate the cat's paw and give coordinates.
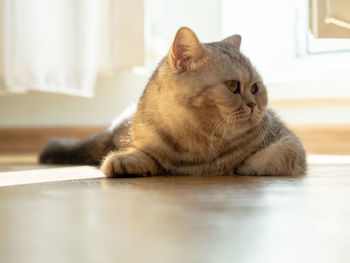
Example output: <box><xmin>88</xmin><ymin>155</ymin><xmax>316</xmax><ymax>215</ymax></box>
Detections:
<box><xmin>235</xmin><ymin>162</ymin><xmax>257</xmax><ymax>176</ymax></box>
<box><xmin>101</xmin><ymin>149</ymin><xmax>159</xmax><ymax>177</ymax></box>
<box><xmin>234</xmin><ymin>153</ymin><xmax>263</xmax><ymax>176</ymax></box>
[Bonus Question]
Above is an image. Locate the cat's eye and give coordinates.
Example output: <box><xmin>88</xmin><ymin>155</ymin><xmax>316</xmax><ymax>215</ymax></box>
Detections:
<box><xmin>250</xmin><ymin>83</ymin><xmax>259</xmax><ymax>94</ymax></box>
<box><xmin>224</xmin><ymin>80</ymin><xmax>240</xmax><ymax>94</ymax></box>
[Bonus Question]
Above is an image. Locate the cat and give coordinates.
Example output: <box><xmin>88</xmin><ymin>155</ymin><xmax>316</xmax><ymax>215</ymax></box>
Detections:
<box><xmin>40</xmin><ymin>27</ymin><xmax>307</xmax><ymax>177</ymax></box>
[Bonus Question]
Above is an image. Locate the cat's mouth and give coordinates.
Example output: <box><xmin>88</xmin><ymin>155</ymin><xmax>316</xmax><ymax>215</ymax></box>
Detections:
<box><xmin>224</xmin><ymin>105</ymin><xmax>263</xmax><ymax>127</ymax></box>
<box><xmin>248</xmin><ymin>110</ymin><xmax>255</xmax><ymax>120</ymax></box>
<box><xmin>236</xmin><ymin>110</ymin><xmax>261</xmax><ymax>125</ymax></box>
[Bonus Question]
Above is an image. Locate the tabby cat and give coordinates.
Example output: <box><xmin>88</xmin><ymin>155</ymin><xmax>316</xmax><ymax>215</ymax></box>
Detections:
<box><xmin>40</xmin><ymin>27</ymin><xmax>306</xmax><ymax>177</ymax></box>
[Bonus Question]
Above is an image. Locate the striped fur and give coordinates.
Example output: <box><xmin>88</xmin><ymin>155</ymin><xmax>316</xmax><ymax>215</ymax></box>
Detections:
<box><xmin>101</xmin><ymin>27</ymin><xmax>306</xmax><ymax>177</ymax></box>
<box><xmin>41</xmin><ymin>27</ymin><xmax>306</xmax><ymax>177</ymax></box>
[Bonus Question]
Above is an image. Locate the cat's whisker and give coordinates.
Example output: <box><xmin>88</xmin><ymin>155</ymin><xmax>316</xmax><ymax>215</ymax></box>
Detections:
<box><xmin>208</xmin><ymin>119</ymin><xmax>226</xmax><ymax>156</ymax></box>
<box><xmin>257</xmin><ymin>122</ymin><xmax>267</xmax><ymax>149</ymax></box>
<box><xmin>219</xmin><ymin>121</ymin><xmax>229</xmax><ymax>146</ymax></box>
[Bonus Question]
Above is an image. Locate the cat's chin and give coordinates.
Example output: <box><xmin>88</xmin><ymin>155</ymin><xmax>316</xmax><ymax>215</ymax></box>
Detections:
<box><xmin>234</xmin><ymin>116</ymin><xmax>263</xmax><ymax>131</ymax></box>
<box><xmin>248</xmin><ymin>116</ymin><xmax>263</xmax><ymax>127</ymax></box>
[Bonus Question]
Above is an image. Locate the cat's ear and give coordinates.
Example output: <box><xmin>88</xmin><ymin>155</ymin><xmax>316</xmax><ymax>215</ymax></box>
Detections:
<box><xmin>169</xmin><ymin>27</ymin><xmax>206</xmax><ymax>71</ymax></box>
<box><xmin>222</xmin><ymin>34</ymin><xmax>242</xmax><ymax>50</ymax></box>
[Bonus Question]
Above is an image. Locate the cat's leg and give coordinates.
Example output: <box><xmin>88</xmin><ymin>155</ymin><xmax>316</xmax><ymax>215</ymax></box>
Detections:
<box><xmin>39</xmin><ymin>130</ymin><xmax>114</xmax><ymax>165</ymax></box>
<box><xmin>235</xmin><ymin>135</ymin><xmax>306</xmax><ymax>176</ymax></box>
<box><xmin>101</xmin><ymin>147</ymin><xmax>161</xmax><ymax>177</ymax></box>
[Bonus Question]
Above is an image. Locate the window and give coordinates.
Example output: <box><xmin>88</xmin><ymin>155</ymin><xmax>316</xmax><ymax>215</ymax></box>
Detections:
<box><xmin>222</xmin><ymin>0</ymin><xmax>350</xmax><ymax>99</ymax></box>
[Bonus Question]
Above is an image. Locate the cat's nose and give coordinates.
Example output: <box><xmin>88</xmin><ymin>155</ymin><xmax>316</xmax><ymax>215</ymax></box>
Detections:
<box><xmin>247</xmin><ymin>103</ymin><xmax>256</xmax><ymax>110</ymax></box>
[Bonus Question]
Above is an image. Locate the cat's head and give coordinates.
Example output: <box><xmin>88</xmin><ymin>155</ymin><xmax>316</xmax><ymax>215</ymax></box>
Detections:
<box><xmin>160</xmin><ymin>27</ymin><xmax>268</xmax><ymax>130</ymax></box>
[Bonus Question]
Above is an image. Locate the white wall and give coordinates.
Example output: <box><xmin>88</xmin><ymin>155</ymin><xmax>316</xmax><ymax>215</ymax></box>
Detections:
<box><xmin>0</xmin><ymin>70</ymin><xmax>147</xmax><ymax>127</ymax></box>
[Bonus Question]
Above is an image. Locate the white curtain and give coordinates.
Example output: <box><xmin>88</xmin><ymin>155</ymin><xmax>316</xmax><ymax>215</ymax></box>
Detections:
<box><xmin>0</xmin><ymin>0</ymin><xmax>144</xmax><ymax>97</ymax></box>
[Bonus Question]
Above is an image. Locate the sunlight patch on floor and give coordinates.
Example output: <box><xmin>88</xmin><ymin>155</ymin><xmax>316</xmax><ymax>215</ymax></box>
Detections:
<box><xmin>307</xmin><ymin>155</ymin><xmax>350</xmax><ymax>164</ymax></box>
<box><xmin>0</xmin><ymin>166</ymin><xmax>104</xmax><ymax>187</ymax></box>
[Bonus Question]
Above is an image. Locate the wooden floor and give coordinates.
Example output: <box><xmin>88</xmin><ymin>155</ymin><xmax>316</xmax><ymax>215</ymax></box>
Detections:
<box><xmin>1</xmin><ymin>154</ymin><xmax>350</xmax><ymax>263</ymax></box>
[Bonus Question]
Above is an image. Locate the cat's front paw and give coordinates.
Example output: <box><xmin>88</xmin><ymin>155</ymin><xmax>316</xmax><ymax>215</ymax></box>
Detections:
<box><xmin>235</xmin><ymin>162</ymin><xmax>256</xmax><ymax>176</ymax></box>
<box><xmin>101</xmin><ymin>149</ymin><xmax>159</xmax><ymax>177</ymax></box>
<box><xmin>234</xmin><ymin>154</ymin><xmax>261</xmax><ymax>176</ymax></box>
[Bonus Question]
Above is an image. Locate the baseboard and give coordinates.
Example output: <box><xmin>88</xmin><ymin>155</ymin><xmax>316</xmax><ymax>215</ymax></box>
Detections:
<box><xmin>288</xmin><ymin>124</ymin><xmax>350</xmax><ymax>155</ymax></box>
<box><xmin>0</xmin><ymin>125</ymin><xmax>349</xmax><ymax>155</ymax></box>
<box><xmin>0</xmin><ymin>127</ymin><xmax>104</xmax><ymax>153</ymax></box>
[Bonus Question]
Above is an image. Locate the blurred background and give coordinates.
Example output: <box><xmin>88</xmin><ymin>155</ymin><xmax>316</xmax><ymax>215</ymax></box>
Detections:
<box><xmin>0</xmin><ymin>0</ymin><xmax>349</xmax><ymax>155</ymax></box>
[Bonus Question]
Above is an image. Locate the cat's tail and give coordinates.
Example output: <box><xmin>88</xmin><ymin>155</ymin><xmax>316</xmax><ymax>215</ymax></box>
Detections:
<box><xmin>39</xmin><ymin>130</ymin><xmax>114</xmax><ymax>165</ymax></box>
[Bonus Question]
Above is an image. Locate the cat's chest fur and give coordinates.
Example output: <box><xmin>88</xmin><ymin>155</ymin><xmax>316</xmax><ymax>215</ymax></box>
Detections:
<box><xmin>127</xmin><ymin>113</ymin><xmax>267</xmax><ymax>176</ymax></box>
